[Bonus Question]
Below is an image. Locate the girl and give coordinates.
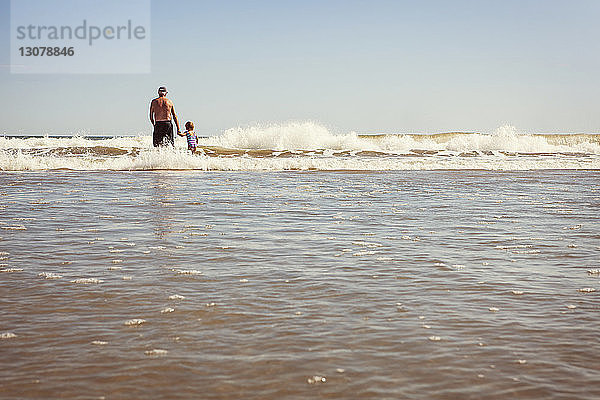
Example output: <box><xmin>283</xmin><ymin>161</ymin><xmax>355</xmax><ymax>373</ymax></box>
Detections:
<box><xmin>179</xmin><ymin>120</ymin><xmax>198</xmax><ymax>154</ymax></box>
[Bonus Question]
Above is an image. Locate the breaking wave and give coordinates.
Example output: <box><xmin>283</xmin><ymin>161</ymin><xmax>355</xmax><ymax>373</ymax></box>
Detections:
<box><xmin>1</xmin><ymin>122</ymin><xmax>599</xmax><ymax>171</ymax></box>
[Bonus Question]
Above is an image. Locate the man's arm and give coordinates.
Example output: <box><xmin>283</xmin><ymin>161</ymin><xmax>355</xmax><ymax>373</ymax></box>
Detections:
<box><xmin>171</xmin><ymin>106</ymin><xmax>181</xmax><ymax>134</ymax></box>
<box><xmin>149</xmin><ymin>100</ymin><xmax>155</xmax><ymax>125</ymax></box>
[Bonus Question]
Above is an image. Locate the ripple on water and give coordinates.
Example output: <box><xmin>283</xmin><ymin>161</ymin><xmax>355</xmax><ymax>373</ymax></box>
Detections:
<box><xmin>1</xmin><ymin>267</ymin><xmax>24</xmax><ymax>273</ymax></box>
<box><xmin>352</xmin><ymin>241</ymin><xmax>383</xmax><ymax>248</ymax></box>
<box><xmin>71</xmin><ymin>278</ymin><xmax>103</xmax><ymax>284</ymax></box>
<box><xmin>1</xmin><ymin>225</ymin><xmax>27</xmax><ymax>231</ymax></box>
<box><xmin>145</xmin><ymin>349</ymin><xmax>168</xmax><ymax>356</ymax></box>
<box><xmin>38</xmin><ymin>272</ymin><xmax>62</xmax><ymax>279</ymax></box>
<box><xmin>1</xmin><ymin>170</ymin><xmax>599</xmax><ymax>398</ymax></box>
<box><xmin>578</xmin><ymin>288</ymin><xmax>596</xmax><ymax>293</ymax></box>
<box><xmin>124</xmin><ymin>319</ymin><xmax>146</xmax><ymax>326</ymax></box>
<box><xmin>175</xmin><ymin>269</ymin><xmax>203</xmax><ymax>276</ymax></box>
<box><xmin>353</xmin><ymin>251</ymin><xmax>376</xmax><ymax>257</ymax></box>
<box><xmin>588</xmin><ymin>269</ymin><xmax>600</xmax><ymax>275</ymax></box>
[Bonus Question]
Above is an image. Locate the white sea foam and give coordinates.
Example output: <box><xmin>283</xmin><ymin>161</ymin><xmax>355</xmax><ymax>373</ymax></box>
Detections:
<box><xmin>71</xmin><ymin>278</ymin><xmax>103</xmax><ymax>284</ymax></box>
<box><xmin>175</xmin><ymin>269</ymin><xmax>203</xmax><ymax>276</ymax></box>
<box><xmin>213</xmin><ymin>122</ymin><xmax>364</xmax><ymax>151</ymax></box>
<box><xmin>1</xmin><ymin>225</ymin><xmax>27</xmax><ymax>231</ymax></box>
<box><xmin>1</xmin><ymin>123</ymin><xmax>599</xmax><ymax>171</ymax></box>
<box><xmin>353</xmin><ymin>251</ymin><xmax>376</xmax><ymax>256</ymax></box>
<box><xmin>352</xmin><ymin>241</ymin><xmax>383</xmax><ymax>248</ymax></box>
<box><xmin>307</xmin><ymin>375</ymin><xmax>327</xmax><ymax>384</ymax></box>
<box><xmin>124</xmin><ymin>318</ymin><xmax>146</xmax><ymax>326</ymax></box>
<box><xmin>588</xmin><ymin>269</ymin><xmax>600</xmax><ymax>275</ymax></box>
<box><xmin>578</xmin><ymin>288</ymin><xmax>596</xmax><ymax>293</ymax></box>
<box><xmin>145</xmin><ymin>349</ymin><xmax>168</xmax><ymax>356</ymax></box>
<box><xmin>1</xmin><ymin>266</ymin><xmax>23</xmax><ymax>272</ymax></box>
<box><xmin>38</xmin><ymin>272</ymin><xmax>62</xmax><ymax>279</ymax></box>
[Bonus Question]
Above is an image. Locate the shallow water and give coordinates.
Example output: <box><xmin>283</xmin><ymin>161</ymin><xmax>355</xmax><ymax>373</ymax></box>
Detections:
<box><xmin>1</xmin><ymin>170</ymin><xmax>599</xmax><ymax>399</ymax></box>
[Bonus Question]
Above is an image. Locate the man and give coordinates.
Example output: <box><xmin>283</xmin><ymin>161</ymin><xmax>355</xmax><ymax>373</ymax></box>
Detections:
<box><xmin>149</xmin><ymin>86</ymin><xmax>181</xmax><ymax>147</ymax></box>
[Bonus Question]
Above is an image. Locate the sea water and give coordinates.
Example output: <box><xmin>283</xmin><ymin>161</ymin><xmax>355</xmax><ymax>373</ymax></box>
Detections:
<box><xmin>1</xmin><ymin>123</ymin><xmax>599</xmax><ymax>399</ymax></box>
<box><xmin>1</xmin><ymin>122</ymin><xmax>600</xmax><ymax>171</ymax></box>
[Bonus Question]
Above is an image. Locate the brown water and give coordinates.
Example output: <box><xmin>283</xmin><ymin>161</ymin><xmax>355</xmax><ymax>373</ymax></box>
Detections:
<box><xmin>1</xmin><ymin>170</ymin><xmax>599</xmax><ymax>399</ymax></box>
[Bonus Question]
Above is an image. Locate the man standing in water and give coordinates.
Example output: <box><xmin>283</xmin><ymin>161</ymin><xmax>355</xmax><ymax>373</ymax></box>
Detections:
<box><xmin>149</xmin><ymin>86</ymin><xmax>181</xmax><ymax>147</ymax></box>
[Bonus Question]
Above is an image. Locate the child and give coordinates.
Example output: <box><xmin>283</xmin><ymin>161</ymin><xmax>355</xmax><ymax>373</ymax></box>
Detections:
<box><xmin>178</xmin><ymin>121</ymin><xmax>198</xmax><ymax>154</ymax></box>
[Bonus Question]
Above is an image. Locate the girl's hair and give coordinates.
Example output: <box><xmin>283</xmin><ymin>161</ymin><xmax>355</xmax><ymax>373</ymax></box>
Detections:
<box><xmin>185</xmin><ymin>121</ymin><xmax>194</xmax><ymax>130</ymax></box>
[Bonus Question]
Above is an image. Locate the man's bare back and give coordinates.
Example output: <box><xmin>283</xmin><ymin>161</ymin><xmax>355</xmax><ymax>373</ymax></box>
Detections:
<box><xmin>150</xmin><ymin>97</ymin><xmax>174</xmax><ymax>122</ymax></box>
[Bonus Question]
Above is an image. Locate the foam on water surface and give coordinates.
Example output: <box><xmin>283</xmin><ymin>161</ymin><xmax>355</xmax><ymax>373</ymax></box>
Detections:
<box><xmin>145</xmin><ymin>349</ymin><xmax>168</xmax><ymax>356</ymax></box>
<box><xmin>175</xmin><ymin>269</ymin><xmax>203</xmax><ymax>276</ymax></box>
<box><xmin>70</xmin><ymin>278</ymin><xmax>103</xmax><ymax>284</ymax></box>
<box><xmin>124</xmin><ymin>319</ymin><xmax>146</xmax><ymax>326</ymax></box>
<box><xmin>1</xmin><ymin>123</ymin><xmax>599</xmax><ymax>171</ymax></box>
<box><xmin>1</xmin><ymin>267</ymin><xmax>24</xmax><ymax>272</ymax></box>
<box><xmin>38</xmin><ymin>272</ymin><xmax>62</xmax><ymax>279</ymax></box>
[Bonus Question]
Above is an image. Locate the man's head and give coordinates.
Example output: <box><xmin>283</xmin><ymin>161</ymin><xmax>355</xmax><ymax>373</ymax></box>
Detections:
<box><xmin>158</xmin><ymin>86</ymin><xmax>168</xmax><ymax>97</ymax></box>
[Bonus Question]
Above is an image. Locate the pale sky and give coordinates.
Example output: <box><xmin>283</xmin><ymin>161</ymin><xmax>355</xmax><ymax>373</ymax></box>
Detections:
<box><xmin>1</xmin><ymin>0</ymin><xmax>599</xmax><ymax>136</ymax></box>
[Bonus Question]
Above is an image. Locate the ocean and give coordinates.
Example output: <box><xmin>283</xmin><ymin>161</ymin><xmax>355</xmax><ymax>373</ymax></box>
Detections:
<box><xmin>1</xmin><ymin>122</ymin><xmax>599</xmax><ymax>399</ymax></box>
<box><xmin>1</xmin><ymin>122</ymin><xmax>600</xmax><ymax>171</ymax></box>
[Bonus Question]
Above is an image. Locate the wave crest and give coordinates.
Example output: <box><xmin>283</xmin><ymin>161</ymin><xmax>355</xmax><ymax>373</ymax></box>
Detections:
<box><xmin>212</xmin><ymin>121</ymin><xmax>366</xmax><ymax>151</ymax></box>
<box><xmin>1</xmin><ymin>122</ymin><xmax>599</xmax><ymax>171</ymax></box>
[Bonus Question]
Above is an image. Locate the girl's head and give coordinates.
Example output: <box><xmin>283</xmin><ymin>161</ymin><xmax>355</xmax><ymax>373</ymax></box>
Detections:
<box><xmin>185</xmin><ymin>121</ymin><xmax>194</xmax><ymax>131</ymax></box>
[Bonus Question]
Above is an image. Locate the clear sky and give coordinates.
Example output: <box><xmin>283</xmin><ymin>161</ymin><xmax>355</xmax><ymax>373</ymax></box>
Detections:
<box><xmin>1</xmin><ymin>0</ymin><xmax>599</xmax><ymax>136</ymax></box>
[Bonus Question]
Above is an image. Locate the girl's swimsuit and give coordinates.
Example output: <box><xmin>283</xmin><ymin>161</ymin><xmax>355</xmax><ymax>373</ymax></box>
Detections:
<box><xmin>185</xmin><ymin>130</ymin><xmax>197</xmax><ymax>150</ymax></box>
